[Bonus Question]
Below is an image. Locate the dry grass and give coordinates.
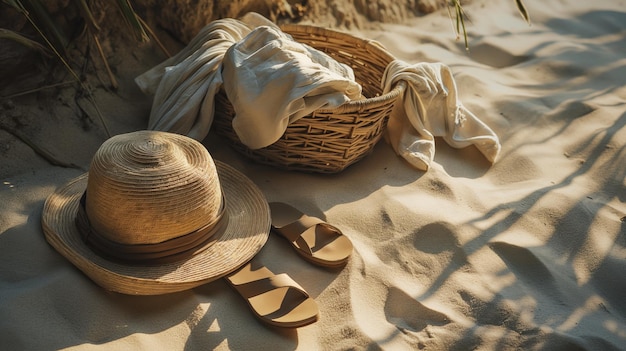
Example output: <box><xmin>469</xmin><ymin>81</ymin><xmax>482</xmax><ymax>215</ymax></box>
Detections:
<box><xmin>447</xmin><ymin>0</ymin><xmax>531</xmax><ymax>50</ymax></box>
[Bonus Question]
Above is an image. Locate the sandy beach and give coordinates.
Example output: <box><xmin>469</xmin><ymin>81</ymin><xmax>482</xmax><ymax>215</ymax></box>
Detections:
<box><xmin>1</xmin><ymin>0</ymin><xmax>625</xmax><ymax>350</ymax></box>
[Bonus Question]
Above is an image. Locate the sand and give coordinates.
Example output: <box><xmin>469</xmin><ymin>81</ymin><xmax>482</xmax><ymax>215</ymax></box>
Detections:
<box><xmin>1</xmin><ymin>0</ymin><xmax>625</xmax><ymax>350</ymax></box>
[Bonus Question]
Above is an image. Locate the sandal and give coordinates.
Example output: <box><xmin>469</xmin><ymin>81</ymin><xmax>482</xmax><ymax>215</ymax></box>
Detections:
<box><xmin>225</xmin><ymin>262</ymin><xmax>319</xmax><ymax>328</ymax></box>
<box><xmin>269</xmin><ymin>202</ymin><xmax>353</xmax><ymax>268</ymax></box>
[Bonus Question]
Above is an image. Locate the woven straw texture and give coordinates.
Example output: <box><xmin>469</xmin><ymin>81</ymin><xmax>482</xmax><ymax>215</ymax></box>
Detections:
<box><xmin>213</xmin><ymin>24</ymin><xmax>406</xmax><ymax>173</ymax></box>
<box><xmin>85</xmin><ymin>132</ymin><xmax>223</xmax><ymax>244</ymax></box>
<box><xmin>42</xmin><ymin>132</ymin><xmax>270</xmax><ymax>295</ymax></box>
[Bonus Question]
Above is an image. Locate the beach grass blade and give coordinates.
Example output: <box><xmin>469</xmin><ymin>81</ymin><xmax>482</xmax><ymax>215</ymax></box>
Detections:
<box><xmin>516</xmin><ymin>0</ymin><xmax>531</xmax><ymax>24</ymax></box>
<box><xmin>115</xmin><ymin>0</ymin><xmax>149</xmax><ymax>42</ymax></box>
<box><xmin>0</xmin><ymin>27</ymin><xmax>50</xmax><ymax>55</ymax></box>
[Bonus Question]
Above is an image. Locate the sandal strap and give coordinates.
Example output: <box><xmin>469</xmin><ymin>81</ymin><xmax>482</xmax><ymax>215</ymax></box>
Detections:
<box><xmin>275</xmin><ymin>215</ymin><xmax>323</xmax><ymax>242</ymax></box>
<box><xmin>233</xmin><ymin>273</ymin><xmax>308</xmax><ymax>299</ymax></box>
<box><xmin>279</xmin><ymin>213</ymin><xmax>342</xmax><ymax>240</ymax></box>
<box><xmin>279</xmin><ymin>220</ymin><xmax>342</xmax><ymax>253</ymax></box>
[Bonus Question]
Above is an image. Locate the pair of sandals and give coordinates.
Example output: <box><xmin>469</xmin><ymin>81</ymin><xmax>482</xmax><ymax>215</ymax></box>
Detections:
<box><xmin>225</xmin><ymin>202</ymin><xmax>353</xmax><ymax>328</ymax></box>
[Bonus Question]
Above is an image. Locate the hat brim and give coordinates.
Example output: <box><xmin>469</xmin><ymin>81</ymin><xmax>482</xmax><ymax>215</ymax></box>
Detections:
<box><xmin>42</xmin><ymin>161</ymin><xmax>270</xmax><ymax>295</ymax></box>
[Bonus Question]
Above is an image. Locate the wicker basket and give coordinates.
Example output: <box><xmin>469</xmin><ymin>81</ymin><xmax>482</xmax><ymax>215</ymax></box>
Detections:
<box><xmin>213</xmin><ymin>24</ymin><xmax>405</xmax><ymax>173</ymax></box>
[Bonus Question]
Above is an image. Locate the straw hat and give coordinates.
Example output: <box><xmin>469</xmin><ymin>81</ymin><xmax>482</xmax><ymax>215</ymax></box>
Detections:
<box><xmin>41</xmin><ymin>130</ymin><xmax>270</xmax><ymax>295</ymax></box>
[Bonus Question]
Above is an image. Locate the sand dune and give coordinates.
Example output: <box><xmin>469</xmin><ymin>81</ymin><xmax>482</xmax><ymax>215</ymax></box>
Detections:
<box><xmin>1</xmin><ymin>0</ymin><xmax>625</xmax><ymax>350</ymax></box>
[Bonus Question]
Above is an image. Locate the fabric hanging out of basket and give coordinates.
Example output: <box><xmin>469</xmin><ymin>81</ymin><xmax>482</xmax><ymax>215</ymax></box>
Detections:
<box><xmin>135</xmin><ymin>12</ymin><xmax>361</xmax><ymax>149</ymax></box>
<box><xmin>382</xmin><ymin>60</ymin><xmax>501</xmax><ymax>171</ymax></box>
<box><xmin>135</xmin><ymin>12</ymin><xmax>501</xmax><ymax>173</ymax></box>
<box><xmin>222</xmin><ymin>25</ymin><xmax>363</xmax><ymax>149</ymax></box>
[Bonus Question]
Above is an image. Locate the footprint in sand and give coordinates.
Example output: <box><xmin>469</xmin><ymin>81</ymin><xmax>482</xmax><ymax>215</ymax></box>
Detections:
<box><xmin>469</xmin><ymin>41</ymin><xmax>530</xmax><ymax>69</ymax></box>
<box><xmin>399</xmin><ymin>222</ymin><xmax>472</xmax><ymax>299</ymax></box>
<box><xmin>377</xmin><ymin>221</ymin><xmax>470</xmax><ymax>283</ymax></box>
<box><xmin>412</xmin><ymin>222</ymin><xmax>469</xmax><ymax>266</ymax></box>
<box><xmin>384</xmin><ymin>286</ymin><xmax>450</xmax><ymax>333</ymax></box>
<box><xmin>427</xmin><ymin>178</ymin><xmax>454</xmax><ymax>199</ymax></box>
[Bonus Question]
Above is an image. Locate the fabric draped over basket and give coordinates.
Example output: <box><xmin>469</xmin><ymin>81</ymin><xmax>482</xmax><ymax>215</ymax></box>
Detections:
<box><xmin>223</xmin><ymin>26</ymin><xmax>362</xmax><ymax>149</ymax></box>
<box><xmin>135</xmin><ymin>13</ymin><xmax>361</xmax><ymax>149</ymax></box>
<box><xmin>135</xmin><ymin>18</ymin><xmax>251</xmax><ymax>141</ymax></box>
<box><xmin>136</xmin><ymin>12</ymin><xmax>501</xmax><ymax>172</ymax></box>
<box><xmin>382</xmin><ymin>60</ymin><xmax>501</xmax><ymax>171</ymax></box>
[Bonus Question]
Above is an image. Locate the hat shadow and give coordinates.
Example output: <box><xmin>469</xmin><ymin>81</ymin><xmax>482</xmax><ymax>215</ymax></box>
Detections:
<box><xmin>1</xmin><ymin>202</ymin><xmax>339</xmax><ymax>350</ymax></box>
<box><xmin>0</xmin><ymin>208</ymin><xmax>207</xmax><ymax>349</ymax></box>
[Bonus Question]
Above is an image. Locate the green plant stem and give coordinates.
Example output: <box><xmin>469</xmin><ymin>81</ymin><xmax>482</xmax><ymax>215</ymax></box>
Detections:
<box><xmin>0</xmin><ymin>80</ymin><xmax>75</xmax><ymax>100</ymax></box>
<box><xmin>116</xmin><ymin>0</ymin><xmax>149</xmax><ymax>42</ymax></box>
<box><xmin>516</xmin><ymin>0</ymin><xmax>531</xmax><ymax>24</ymax></box>
<box><xmin>137</xmin><ymin>16</ymin><xmax>171</xmax><ymax>57</ymax></box>
<box><xmin>16</xmin><ymin>1</ymin><xmax>112</xmax><ymax>138</ymax></box>
<box><xmin>76</xmin><ymin>0</ymin><xmax>101</xmax><ymax>32</ymax></box>
<box><xmin>92</xmin><ymin>33</ymin><xmax>119</xmax><ymax>89</ymax></box>
<box><xmin>0</xmin><ymin>28</ymin><xmax>50</xmax><ymax>55</ymax></box>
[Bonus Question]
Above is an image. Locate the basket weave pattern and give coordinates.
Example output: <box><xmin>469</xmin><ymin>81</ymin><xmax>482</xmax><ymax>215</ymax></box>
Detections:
<box><xmin>213</xmin><ymin>24</ymin><xmax>405</xmax><ymax>173</ymax></box>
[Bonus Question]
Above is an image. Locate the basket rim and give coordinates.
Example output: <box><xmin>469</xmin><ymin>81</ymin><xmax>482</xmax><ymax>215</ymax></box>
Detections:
<box><xmin>279</xmin><ymin>24</ymin><xmax>406</xmax><ymax>114</ymax></box>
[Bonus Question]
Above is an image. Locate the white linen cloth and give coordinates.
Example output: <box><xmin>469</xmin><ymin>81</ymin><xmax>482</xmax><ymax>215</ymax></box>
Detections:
<box><xmin>382</xmin><ymin>60</ymin><xmax>501</xmax><ymax>171</ymax></box>
<box><xmin>222</xmin><ymin>26</ymin><xmax>362</xmax><ymax>149</ymax></box>
<box><xmin>135</xmin><ymin>13</ymin><xmax>361</xmax><ymax>148</ymax></box>
<box><xmin>135</xmin><ymin>18</ymin><xmax>253</xmax><ymax>141</ymax></box>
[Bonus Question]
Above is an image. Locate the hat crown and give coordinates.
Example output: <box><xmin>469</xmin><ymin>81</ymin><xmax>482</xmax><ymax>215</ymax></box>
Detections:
<box><xmin>85</xmin><ymin>131</ymin><xmax>222</xmax><ymax>245</ymax></box>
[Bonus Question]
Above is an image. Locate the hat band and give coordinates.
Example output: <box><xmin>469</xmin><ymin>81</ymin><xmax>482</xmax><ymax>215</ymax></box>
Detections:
<box><xmin>75</xmin><ymin>192</ymin><xmax>228</xmax><ymax>265</ymax></box>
